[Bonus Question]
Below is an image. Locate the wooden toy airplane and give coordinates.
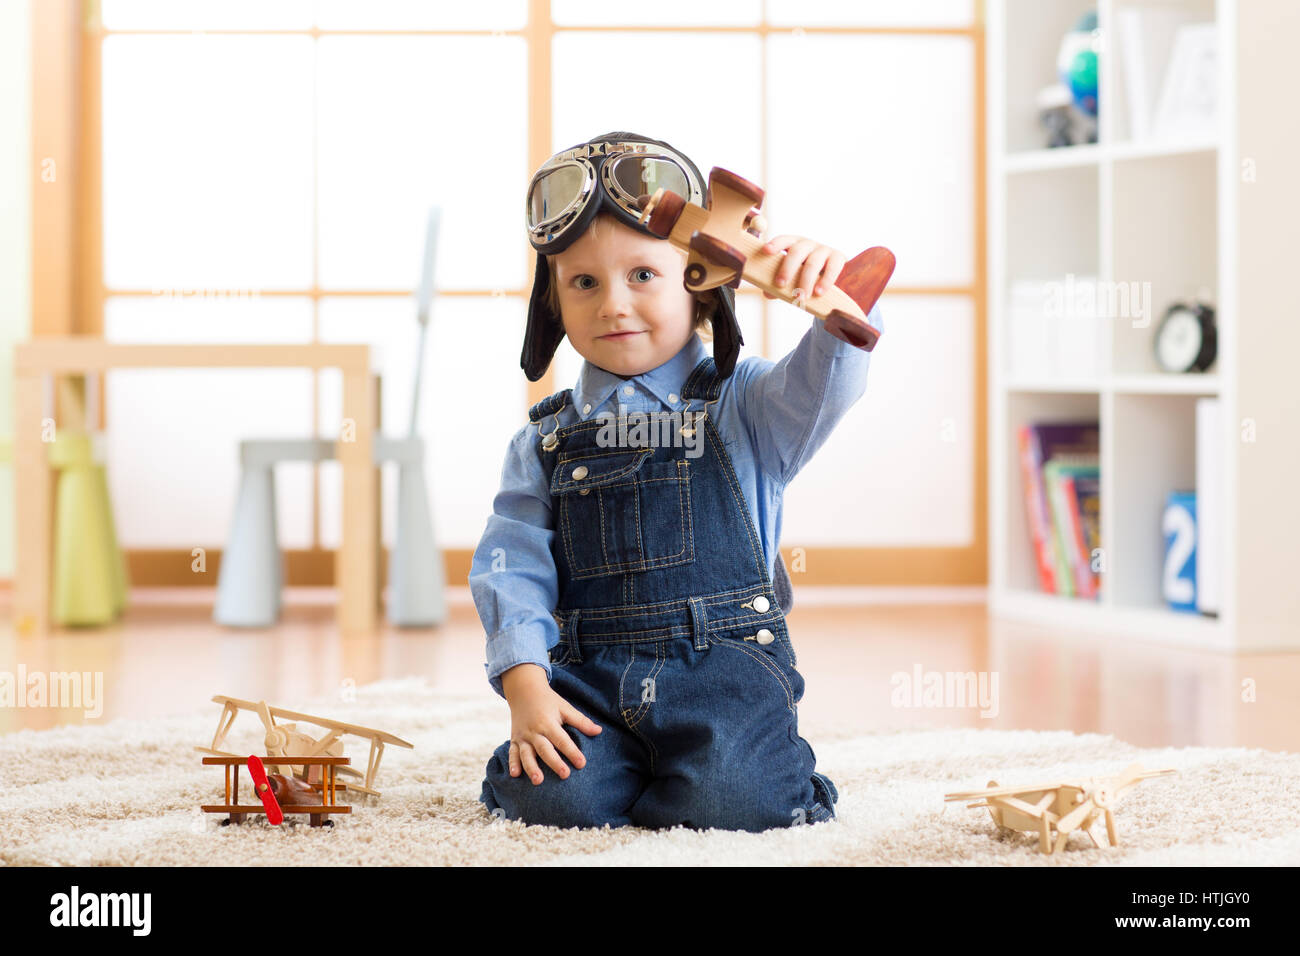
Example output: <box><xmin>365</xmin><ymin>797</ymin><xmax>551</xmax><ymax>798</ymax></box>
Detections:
<box><xmin>944</xmin><ymin>762</ymin><xmax>1177</xmax><ymax>855</ymax></box>
<box><xmin>638</xmin><ymin>167</ymin><xmax>895</xmax><ymax>351</ymax></box>
<box><xmin>196</xmin><ymin>695</ymin><xmax>413</xmax><ymax>798</ymax></box>
<box><xmin>201</xmin><ymin>753</ymin><xmax>351</xmax><ymax>828</ymax></box>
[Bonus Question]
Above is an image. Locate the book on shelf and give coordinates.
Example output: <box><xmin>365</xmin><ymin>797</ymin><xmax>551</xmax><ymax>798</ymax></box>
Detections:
<box><xmin>1017</xmin><ymin>422</ymin><xmax>1100</xmax><ymax>596</ymax></box>
<box><xmin>1045</xmin><ymin>457</ymin><xmax>1101</xmax><ymax>600</ymax></box>
<box><xmin>1116</xmin><ymin>5</ymin><xmax>1216</xmax><ymax>143</ymax></box>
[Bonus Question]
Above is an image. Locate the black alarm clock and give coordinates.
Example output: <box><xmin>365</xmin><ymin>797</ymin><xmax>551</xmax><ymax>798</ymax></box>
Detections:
<box><xmin>1154</xmin><ymin>300</ymin><xmax>1217</xmax><ymax>373</ymax></box>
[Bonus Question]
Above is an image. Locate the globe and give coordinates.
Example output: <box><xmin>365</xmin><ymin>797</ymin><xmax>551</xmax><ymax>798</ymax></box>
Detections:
<box><xmin>1057</xmin><ymin>11</ymin><xmax>1100</xmax><ymax>117</ymax></box>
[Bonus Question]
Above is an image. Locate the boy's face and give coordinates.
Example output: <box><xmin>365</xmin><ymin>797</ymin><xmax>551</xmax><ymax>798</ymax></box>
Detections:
<box><xmin>552</xmin><ymin>216</ymin><xmax>697</xmax><ymax>378</ymax></box>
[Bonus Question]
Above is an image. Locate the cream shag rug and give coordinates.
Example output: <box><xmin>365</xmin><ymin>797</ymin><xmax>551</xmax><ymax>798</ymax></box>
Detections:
<box><xmin>2</xmin><ymin>677</ymin><xmax>1298</xmax><ymax>866</ymax></box>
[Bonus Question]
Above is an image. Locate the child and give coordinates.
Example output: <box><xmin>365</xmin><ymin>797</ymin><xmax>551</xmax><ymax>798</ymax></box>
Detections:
<box><xmin>469</xmin><ymin>131</ymin><xmax>882</xmax><ymax>832</ymax></box>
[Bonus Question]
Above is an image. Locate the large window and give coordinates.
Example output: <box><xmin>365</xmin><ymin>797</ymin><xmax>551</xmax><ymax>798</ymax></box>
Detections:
<box><xmin>90</xmin><ymin>0</ymin><xmax>984</xmax><ymax>582</ymax></box>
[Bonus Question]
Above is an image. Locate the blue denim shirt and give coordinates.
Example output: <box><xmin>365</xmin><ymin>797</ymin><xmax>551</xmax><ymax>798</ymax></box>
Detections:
<box><xmin>470</xmin><ymin>304</ymin><xmax>882</xmax><ymax>698</ymax></box>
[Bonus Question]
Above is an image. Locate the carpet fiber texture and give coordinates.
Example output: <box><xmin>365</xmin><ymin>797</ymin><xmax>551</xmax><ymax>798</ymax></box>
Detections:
<box><xmin>2</xmin><ymin>678</ymin><xmax>1297</xmax><ymax>866</ymax></box>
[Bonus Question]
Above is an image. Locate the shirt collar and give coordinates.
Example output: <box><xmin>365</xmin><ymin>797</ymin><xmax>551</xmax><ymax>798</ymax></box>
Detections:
<box><xmin>571</xmin><ymin>334</ymin><xmax>709</xmax><ymax>418</ymax></box>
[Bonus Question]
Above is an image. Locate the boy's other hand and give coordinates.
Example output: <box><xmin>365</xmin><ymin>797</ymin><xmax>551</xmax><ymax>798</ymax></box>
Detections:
<box><xmin>760</xmin><ymin>235</ymin><xmax>846</xmax><ymax>304</ymax></box>
<box><xmin>501</xmin><ymin>662</ymin><xmax>602</xmax><ymax>785</ymax></box>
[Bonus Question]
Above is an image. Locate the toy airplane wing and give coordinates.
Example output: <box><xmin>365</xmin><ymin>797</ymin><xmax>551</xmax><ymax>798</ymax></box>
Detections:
<box><xmin>945</xmin><ymin>766</ymin><xmax>1177</xmax><ymax>802</ymax></box>
<box><xmin>208</xmin><ymin>695</ymin><xmax>414</xmax><ymax>749</ymax></box>
<box><xmin>678</xmin><ymin>169</ymin><xmax>766</xmax><ymax>292</ymax></box>
<box><xmin>945</xmin><ymin>782</ymin><xmax>1076</xmax><ymax>802</ymax></box>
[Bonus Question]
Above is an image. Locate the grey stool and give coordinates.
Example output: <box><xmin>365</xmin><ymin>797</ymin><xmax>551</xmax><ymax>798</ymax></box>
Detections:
<box><xmin>214</xmin><ymin>436</ymin><xmax>445</xmax><ymax>628</ymax></box>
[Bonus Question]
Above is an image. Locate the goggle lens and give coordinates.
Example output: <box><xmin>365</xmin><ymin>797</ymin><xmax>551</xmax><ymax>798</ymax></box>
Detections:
<box><xmin>528</xmin><ymin>163</ymin><xmax>588</xmax><ymax>229</ymax></box>
<box><xmin>607</xmin><ymin>155</ymin><xmax>691</xmax><ymax>206</ymax></box>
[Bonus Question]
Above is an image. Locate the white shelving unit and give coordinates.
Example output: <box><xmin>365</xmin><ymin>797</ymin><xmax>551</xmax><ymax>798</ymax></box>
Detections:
<box><xmin>987</xmin><ymin>0</ymin><xmax>1300</xmax><ymax>652</ymax></box>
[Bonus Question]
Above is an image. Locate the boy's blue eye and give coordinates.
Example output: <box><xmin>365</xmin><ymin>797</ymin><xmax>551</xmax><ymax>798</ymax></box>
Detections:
<box><xmin>632</xmin><ymin>268</ymin><xmax>655</xmax><ymax>283</ymax></box>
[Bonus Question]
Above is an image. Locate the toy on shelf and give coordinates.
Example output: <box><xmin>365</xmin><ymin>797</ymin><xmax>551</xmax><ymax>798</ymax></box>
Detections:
<box><xmin>196</xmin><ymin>695</ymin><xmax>413</xmax><ymax>798</ymax></box>
<box><xmin>201</xmin><ymin>754</ymin><xmax>350</xmax><ymax>828</ymax></box>
<box><xmin>637</xmin><ymin>167</ymin><xmax>894</xmax><ymax>351</ymax></box>
<box><xmin>944</xmin><ymin>762</ymin><xmax>1177</xmax><ymax>855</ymax></box>
<box><xmin>1036</xmin><ymin>10</ymin><xmax>1101</xmax><ymax>147</ymax></box>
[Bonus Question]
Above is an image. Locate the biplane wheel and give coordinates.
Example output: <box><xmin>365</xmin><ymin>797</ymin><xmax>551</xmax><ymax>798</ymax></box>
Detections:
<box><xmin>643</xmin><ymin>188</ymin><xmax>686</xmax><ymax>238</ymax></box>
<box><xmin>709</xmin><ymin>167</ymin><xmax>765</xmax><ymax>206</ymax></box>
<box><xmin>825</xmin><ymin>309</ymin><xmax>881</xmax><ymax>351</ymax></box>
<box><xmin>686</xmin><ymin>231</ymin><xmax>745</xmax><ymax>291</ymax></box>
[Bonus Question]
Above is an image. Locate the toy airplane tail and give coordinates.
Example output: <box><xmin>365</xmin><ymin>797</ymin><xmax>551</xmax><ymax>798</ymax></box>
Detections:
<box><xmin>826</xmin><ymin>246</ymin><xmax>894</xmax><ymax>350</ymax></box>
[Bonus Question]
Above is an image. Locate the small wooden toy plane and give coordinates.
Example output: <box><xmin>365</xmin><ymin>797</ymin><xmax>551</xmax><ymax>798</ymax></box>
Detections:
<box><xmin>201</xmin><ymin>754</ymin><xmax>351</xmax><ymax>828</ymax></box>
<box><xmin>638</xmin><ymin>167</ymin><xmax>895</xmax><ymax>351</ymax></box>
<box><xmin>196</xmin><ymin>695</ymin><xmax>413</xmax><ymax>798</ymax></box>
<box><xmin>944</xmin><ymin>762</ymin><xmax>1177</xmax><ymax>855</ymax></box>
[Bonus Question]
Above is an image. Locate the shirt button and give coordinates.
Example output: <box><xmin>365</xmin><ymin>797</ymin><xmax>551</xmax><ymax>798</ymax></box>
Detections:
<box><xmin>755</xmin><ymin>629</ymin><xmax>775</xmax><ymax>646</ymax></box>
<box><xmin>622</xmin><ymin>385</ymin><xmax>634</xmax><ymax>396</ymax></box>
<box><xmin>668</xmin><ymin>392</ymin><xmax>679</xmax><ymax>404</ymax></box>
<box><xmin>571</xmin><ymin>465</ymin><xmax>588</xmax><ymax>480</ymax></box>
<box><xmin>752</xmin><ymin>595</ymin><xmax>770</xmax><ymax>613</ymax></box>
<box><xmin>582</xmin><ymin>403</ymin><xmax>592</xmax><ymax>415</ymax></box>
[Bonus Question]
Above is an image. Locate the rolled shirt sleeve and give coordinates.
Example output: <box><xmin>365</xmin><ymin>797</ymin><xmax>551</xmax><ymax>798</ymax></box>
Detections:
<box><xmin>739</xmin><ymin>303</ymin><xmax>883</xmax><ymax>485</ymax></box>
<box><xmin>469</xmin><ymin>423</ymin><xmax>562</xmax><ymax>699</ymax></box>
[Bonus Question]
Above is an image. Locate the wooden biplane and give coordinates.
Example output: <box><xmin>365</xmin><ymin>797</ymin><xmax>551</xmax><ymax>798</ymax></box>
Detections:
<box><xmin>638</xmin><ymin>167</ymin><xmax>895</xmax><ymax>351</ymax></box>
<box><xmin>196</xmin><ymin>695</ymin><xmax>413</xmax><ymax>798</ymax></box>
<box><xmin>201</xmin><ymin>754</ymin><xmax>351</xmax><ymax>828</ymax></box>
<box><xmin>944</xmin><ymin>762</ymin><xmax>1177</xmax><ymax>855</ymax></box>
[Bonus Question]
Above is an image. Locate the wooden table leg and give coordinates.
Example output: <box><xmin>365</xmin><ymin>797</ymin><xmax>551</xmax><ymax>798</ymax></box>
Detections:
<box><xmin>338</xmin><ymin>364</ymin><xmax>377</xmax><ymax>633</ymax></box>
<box><xmin>14</xmin><ymin>372</ymin><xmax>52</xmax><ymax>635</ymax></box>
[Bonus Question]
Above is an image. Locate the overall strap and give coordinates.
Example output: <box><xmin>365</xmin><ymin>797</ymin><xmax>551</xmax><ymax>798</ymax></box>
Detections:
<box><xmin>773</xmin><ymin>551</ymin><xmax>795</xmax><ymax>615</ymax></box>
<box><xmin>528</xmin><ymin>388</ymin><xmax>572</xmax><ymax>424</ymax></box>
<box><xmin>680</xmin><ymin>357</ymin><xmax>724</xmax><ymax>402</ymax></box>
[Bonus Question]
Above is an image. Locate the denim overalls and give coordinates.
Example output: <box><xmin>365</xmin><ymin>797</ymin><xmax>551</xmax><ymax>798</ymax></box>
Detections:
<box><xmin>479</xmin><ymin>357</ymin><xmax>838</xmax><ymax>832</ymax></box>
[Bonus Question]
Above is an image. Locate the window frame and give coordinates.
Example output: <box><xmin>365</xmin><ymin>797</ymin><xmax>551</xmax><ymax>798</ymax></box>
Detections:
<box><xmin>39</xmin><ymin>0</ymin><xmax>987</xmax><ymax>587</ymax></box>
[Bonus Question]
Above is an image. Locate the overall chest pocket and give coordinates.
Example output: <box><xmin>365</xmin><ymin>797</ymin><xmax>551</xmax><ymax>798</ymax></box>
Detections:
<box><xmin>552</xmin><ymin>447</ymin><xmax>695</xmax><ymax>579</ymax></box>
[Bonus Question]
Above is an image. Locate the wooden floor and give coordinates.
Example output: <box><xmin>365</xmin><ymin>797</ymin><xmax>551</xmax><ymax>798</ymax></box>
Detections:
<box><xmin>1</xmin><ymin>588</ymin><xmax>1296</xmax><ymax>753</ymax></box>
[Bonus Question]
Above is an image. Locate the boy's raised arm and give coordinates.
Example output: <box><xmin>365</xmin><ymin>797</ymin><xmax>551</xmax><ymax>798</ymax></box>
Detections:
<box><xmin>738</xmin><ymin>303</ymin><xmax>883</xmax><ymax>486</ymax></box>
<box><xmin>469</xmin><ymin>424</ymin><xmax>561</xmax><ymax>699</ymax></box>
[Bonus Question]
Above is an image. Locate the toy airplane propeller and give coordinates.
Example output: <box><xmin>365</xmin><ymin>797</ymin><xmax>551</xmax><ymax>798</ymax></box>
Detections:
<box><xmin>247</xmin><ymin>754</ymin><xmax>284</xmax><ymax>825</ymax></box>
<box><xmin>638</xmin><ymin>167</ymin><xmax>894</xmax><ymax>350</ymax></box>
<box><xmin>944</xmin><ymin>762</ymin><xmax>1177</xmax><ymax>855</ymax></box>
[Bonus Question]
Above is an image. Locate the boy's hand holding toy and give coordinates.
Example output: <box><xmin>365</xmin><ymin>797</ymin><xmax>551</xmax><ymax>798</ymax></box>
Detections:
<box><xmin>638</xmin><ymin>167</ymin><xmax>895</xmax><ymax>350</ymax></box>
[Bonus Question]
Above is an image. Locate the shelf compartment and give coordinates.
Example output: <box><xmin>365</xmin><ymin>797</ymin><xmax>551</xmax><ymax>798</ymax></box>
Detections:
<box><xmin>1006</xmin><ymin>165</ymin><xmax>1100</xmax><ymax>281</ymax></box>
<box><xmin>1109</xmin><ymin>149</ymin><xmax>1218</xmax><ymax>376</ymax></box>
<box><xmin>1108</xmin><ymin>392</ymin><xmax>1218</xmax><ymax>617</ymax></box>
<box><xmin>1002</xmin><ymin>0</ymin><xmax>1101</xmax><ymax>154</ymax></box>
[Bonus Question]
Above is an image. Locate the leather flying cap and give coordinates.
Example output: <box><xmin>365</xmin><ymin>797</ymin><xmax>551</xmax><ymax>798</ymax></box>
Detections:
<box><xmin>521</xmin><ymin>130</ymin><xmax>743</xmax><ymax>382</ymax></box>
